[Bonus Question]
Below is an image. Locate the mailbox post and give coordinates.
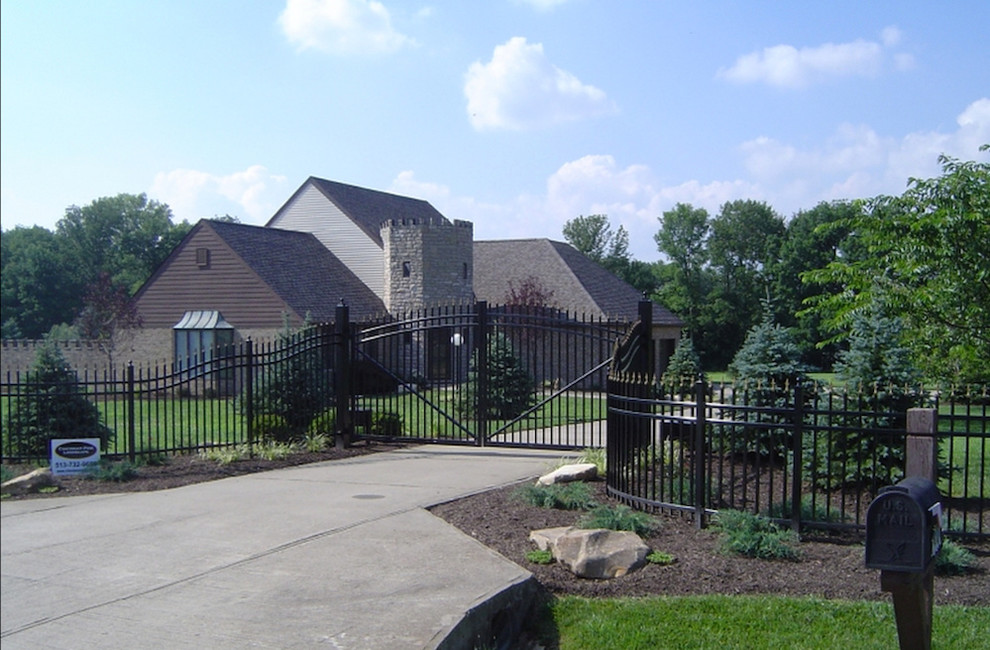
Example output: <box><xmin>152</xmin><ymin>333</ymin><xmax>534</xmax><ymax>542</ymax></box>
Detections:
<box><xmin>864</xmin><ymin>408</ymin><xmax>942</xmax><ymax>650</ymax></box>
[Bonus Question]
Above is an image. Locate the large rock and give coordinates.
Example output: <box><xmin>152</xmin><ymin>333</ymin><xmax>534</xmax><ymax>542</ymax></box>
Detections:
<box><xmin>536</xmin><ymin>463</ymin><xmax>598</xmax><ymax>486</ymax></box>
<box><xmin>529</xmin><ymin>526</ymin><xmax>649</xmax><ymax>579</ymax></box>
<box><xmin>1</xmin><ymin>467</ymin><xmax>57</xmax><ymax>495</ymax></box>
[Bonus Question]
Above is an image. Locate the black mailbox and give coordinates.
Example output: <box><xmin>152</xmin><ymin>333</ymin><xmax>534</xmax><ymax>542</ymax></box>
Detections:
<box><xmin>866</xmin><ymin>476</ymin><xmax>943</xmax><ymax>572</ymax></box>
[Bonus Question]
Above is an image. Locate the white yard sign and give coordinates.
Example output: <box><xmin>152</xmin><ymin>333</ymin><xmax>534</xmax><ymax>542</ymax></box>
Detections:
<box><xmin>50</xmin><ymin>438</ymin><xmax>101</xmax><ymax>476</ymax></box>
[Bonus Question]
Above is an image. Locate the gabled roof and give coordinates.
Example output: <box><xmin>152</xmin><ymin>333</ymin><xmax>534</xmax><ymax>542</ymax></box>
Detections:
<box><xmin>205</xmin><ymin>220</ymin><xmax>385</xmax><ymax>321</ymax></box>
<box><xmin>473</xmin><ymin>239</ymin><xmax>683</xmax><ymax>326</ymax></box>
<box><xmin>267</xmin><ymin>177</ymin><xmax>450</xmax><ymax>247</ymax></box>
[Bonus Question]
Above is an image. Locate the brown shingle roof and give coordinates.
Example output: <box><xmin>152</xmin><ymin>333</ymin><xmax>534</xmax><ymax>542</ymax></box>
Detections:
<box><xmin>473</xmin><ymin>239</ymin><xmax>682</xmax><ymax>325</ymax></box>
<box><xmin>208</xmin><ymin>220</ymin><xmax>384</xmax><ymax>321</ymax></box>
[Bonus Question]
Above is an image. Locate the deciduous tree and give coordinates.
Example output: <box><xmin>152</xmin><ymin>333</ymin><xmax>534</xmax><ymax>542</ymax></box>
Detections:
<box><xmin>803</xmin><ymin>148</ymin><xmax>990</xmax><ymax>382</ymax></box>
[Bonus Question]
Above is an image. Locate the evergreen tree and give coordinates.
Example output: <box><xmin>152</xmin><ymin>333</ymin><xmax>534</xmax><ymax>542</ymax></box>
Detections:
<box><xmin>811</xmin><ymin>307</ymin><xmax>924</xmax><ymax>486</ymax></box>
<box><xmin>728</xmin><ymin>311</ymin><xmax>810</xmax><ymax>459</ymax></box>
<box><xmin>660</xmin><ymin>336</ymin><xmax>704</xmax><ymax>399</ymax></box>
<box><xmin>245</xmin><ymin>321</ymin><xmax>331</xmax><ymax>440</ymax></box>
<box><xmin>4</xmin><ymin>342</ymin><xmax>111</xmax><ymax>459</ymax></box>
<box><xmin>457</xmin><ymin>332</ymin><xmax>535</xmax><ymax>419</ymax></box>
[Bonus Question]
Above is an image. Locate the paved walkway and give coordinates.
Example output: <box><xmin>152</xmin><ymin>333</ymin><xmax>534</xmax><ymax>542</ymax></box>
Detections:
<box><xmin>1</xmin><ymin>445</ymin><xmax>571</xmax><ymax>649</ymax></box>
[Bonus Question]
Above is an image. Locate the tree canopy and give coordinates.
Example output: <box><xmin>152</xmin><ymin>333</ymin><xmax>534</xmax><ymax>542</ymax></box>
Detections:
<box><xmin>2</xmin><ymin>193</ymin><xmax>191</xmax><ymax>338</ymax></box>
<box><xmin>803</xmin><ymin>148</ymin><xmax>989</xmax><ymax>382</ymax></box>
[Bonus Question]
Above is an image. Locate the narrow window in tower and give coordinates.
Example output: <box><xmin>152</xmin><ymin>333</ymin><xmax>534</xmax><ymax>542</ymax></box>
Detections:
<box><xmin>402</xmin><ymin>261</ymin><xmax>411</xmax><ymax>277</ymax></box>
<box><xmin>463</xmin><ymin>262</ymin><xmax>468</xmax><ymax>279</ymax></box>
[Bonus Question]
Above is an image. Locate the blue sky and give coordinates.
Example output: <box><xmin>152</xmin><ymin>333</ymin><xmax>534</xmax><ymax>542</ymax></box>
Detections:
<box><xmin>2</xmin><ymin>0</ymin><xmax>987</xmax><ymax>261</ymax></box>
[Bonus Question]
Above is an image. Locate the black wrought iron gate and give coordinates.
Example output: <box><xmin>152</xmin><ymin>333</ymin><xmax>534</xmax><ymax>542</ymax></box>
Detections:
<box><xmin>337</xmin><ymin>301</ymin><xmax>632</xmax><ymax>449</ymax></box>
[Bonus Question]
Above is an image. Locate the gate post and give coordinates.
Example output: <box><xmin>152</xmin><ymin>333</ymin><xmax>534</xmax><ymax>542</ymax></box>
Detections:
<box><xmin>474</xmin><ymin>300</ymin><xmax>489</xmax><ymax>446</ymax></box>
<box><xmin>245</xmin><ymin>338</ymin><xmax>255</xmax><ymax>458</ymax></box>
<box><xmin>334</xmin><ymin>301</ymin><xmax>353</xmax><ymax>449</ymax></box>
<box><xmin>126</xmin><ymin>362</ymin><xmax>136</xmax><ymax>463</ymax></box>
<box><xmin>694</xmin><ymin>378</ymin><xmax>707</xmax><ymax>529</ymax></box>
<box><xmin>638</xmin><ymin>299</ymin><xmax>655</xmax><ymax>376</ymax></box>
<box><xmin>790</xmin><ymin>380</ymin><xmax>805</xmax><ymax>532</ymax></box>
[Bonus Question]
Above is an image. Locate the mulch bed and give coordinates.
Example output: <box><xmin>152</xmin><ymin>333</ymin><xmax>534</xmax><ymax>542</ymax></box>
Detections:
<box><xmin>1</xmin><ymin>442</ymin><xmax>409</xmax><ymax>498</ymax></box>
<box><xmin>429</xmin><ymin>480</ymin><xmax>990</xmax><ymax>607</ymax></box>
<box><xmin>4</xmin><ymin>449</ymin><xmax>987</xmax><ymax>607</ymax></box>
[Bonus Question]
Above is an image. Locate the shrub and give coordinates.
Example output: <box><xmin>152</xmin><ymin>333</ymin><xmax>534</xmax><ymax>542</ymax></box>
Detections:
<box><xmin>370</xmin><ymin>411</ymin><xmax>403</xmax><ymax>436</ymax></box>
<box><xmin>513</xmin><ymin>481</ymin><xmax>597</xmax><ymax>510</ymax></box>
<box><xmin>252</xmin><ymin>414</ymin><xmax>290</xmax><ymax>442</ymax></box>
<box><xmin>574</xmin><ymin>447</ymin><xmax>606</xmax><ymax>474</ymax></box>
<box><xmin>3</xmin><ymin>342</ymin><xmax>113</xmax><ymax>459</ymax></box>
<box><xmin>525</xmin><ymin>549</ymin><xmax>554</xmax><ymax>565</ymax></box>
<box><xmin>307</xmin><ymin>408</ymin><xmax>336</xmax><ymax>436</ymax></box>
<box><xmin>646</xmin><ymin>550</ymin><xmax>676</xmax><ymax>565</ymax></box>
<box><xmin>715</xmin><ymin>509</ymin><xmax>800</xmax><ymax>560</ymax></box>
<box><xmin>242</xmin><ymin>323</ymin><xmax>332</xmax><ymax>438</ymax></box>
<box><xmin>199</xmin><ymin>444</ymin><xmax>248</xmax><ymax>465</ymax></box>
<box><xmin>456</xmin><ymin>333</ymin><xmax>536</xmax><ymax>419</ymax></box>
<box><xmin>765</xmin><ymin>496</ymin><xmax>846</xmax><ymax>523</ymax></box>
<box><xmin>255</xmin><ymin>440</ymin><xmax>298</xmax><ymax>461</ymax></box>
<box><xmin>935</xmin><ymin>539</ymin><xmax>976</xmax><ymax>576</ymax></box>
<box><xmin>86</xmin><ymin>459</ymin><xmax>140</xmax><ymax>482</ymax></box>
<box><xmin>578</xmin><ymin>504</ymin><xmax>660</xmax><ymax>536</ymax></box>
<box><xmin>303</xmin><ymin>431</ymin><xmax>331</xmax><ymax>452</ymax></box>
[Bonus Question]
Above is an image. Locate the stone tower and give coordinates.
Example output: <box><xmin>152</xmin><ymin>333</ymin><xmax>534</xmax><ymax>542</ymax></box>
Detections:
<box><xmin>381</xmin><ymin>217</ymin><xmax>474</xmax><ymax>314</ymax></box>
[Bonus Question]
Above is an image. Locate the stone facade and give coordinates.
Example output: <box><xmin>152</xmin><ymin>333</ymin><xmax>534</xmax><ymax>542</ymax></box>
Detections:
<box><xmin>1</xmin><ymin>339</ymin><xmax>113</xmax><ymax>376</ymax></box>
<box><xmin>0</xmin><ymin>327</ymin><xmax>289</xmax><ymax>376</ymax></box>
<box><xmin>382</xmin><ymin>218</ymin><xmax>474</xmax><ymax>315</ymax></box>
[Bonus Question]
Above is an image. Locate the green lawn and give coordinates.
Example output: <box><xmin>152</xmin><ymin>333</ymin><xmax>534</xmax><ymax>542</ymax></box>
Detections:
<box><xmin>356</xmin><ymin>389</ymin><xmax>607</xmax><ymax>438</ymax></box>
<box><xmin>545</xmin><ymin>594</ymin><xmax>990</xmax><ymax>649</ymax></box>
<box><xmin>95</xmin><ymin>398</ymin><xmax>247</xmax><ymax>455</ymax></box>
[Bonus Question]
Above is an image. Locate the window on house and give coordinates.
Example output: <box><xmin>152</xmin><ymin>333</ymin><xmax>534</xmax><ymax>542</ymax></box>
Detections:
<box><xmin>195</xmin><ymin>247</ymin><xmax>210</xmax><ymax>268</ymax></box>
<box><xmin>402</xmin><ymin>261</ymin><xmax>411</xmax><ymax>277</ymax></box>
<box><xmin>173</xmin><ymin>310</ymin><xmax>235</xmax><ymax>378</ymax></box>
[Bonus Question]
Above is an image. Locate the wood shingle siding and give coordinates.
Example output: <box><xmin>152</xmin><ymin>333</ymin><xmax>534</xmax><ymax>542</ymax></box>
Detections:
<box><xmin>132</xmin><ymin>221</ymin><xmax>384</xmax><ymax>331</ymax></box>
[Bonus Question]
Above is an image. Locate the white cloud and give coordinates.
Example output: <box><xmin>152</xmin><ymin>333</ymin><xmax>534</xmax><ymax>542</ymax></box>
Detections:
<box><xmin>513</xmin><ymin>0</ymin><xmax>571</xmax><ymax>11</ymax></box>
<box><xmin>278</xmin><ymin>0</ymin><xmax>413</xmax><ymax>55</ymax></box>
<box><xmin>464</xmin><ymin>37</ymin><xmax>617</xmax><ymax>131</ymax></box>
<box><xmin>392</xmin><ymin>99</ymin><xmax>989</xmax><ymax>261</ymax></box>
<box><xmin>150</xmin><ymin>166</ymin><xmax>288</xmax><ymax>224</ymax></box>
<box><xmin>880</xmin><ymin>26</ymin><xmax>902</xmax><ymax>47</ymax></box>
<box><xmin>739</xmin><ymin>98</ymin><xmax>989</xmax><ymax>208</ymax></box>
<box><xmin>719</xmin><ymin>26</ymin><xmax>911</xmax><ymax>88</ymax></box>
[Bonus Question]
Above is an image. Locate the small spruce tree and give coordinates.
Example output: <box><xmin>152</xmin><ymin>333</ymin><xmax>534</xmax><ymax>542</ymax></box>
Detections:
<box><xmin>457</xmin><ymin>332</ymin><xmax>536</xmax><ymax>419</ymax></box>
<box><xmin>5</xmin><ymin>342</ymin><xmax>112</xmax><ymax>459</ymax></box>
<box><xmin>728</xmin><ymin>311</ymin><xmax>810</xmax><ymax>459</ymax></box>
<box><xmin>244</xmin><ymin>318</ymin><xmax>331</xmax><ymax>440</ymax></box>
<box><xmin>660</xmin><ymin>336</ymin><xmax>704</xmax><ymax>398</ymax></box>
<box><xmin>812</xmin><ymin>306</ymin><xmax>923</xmax><ymax>486</ymax></box>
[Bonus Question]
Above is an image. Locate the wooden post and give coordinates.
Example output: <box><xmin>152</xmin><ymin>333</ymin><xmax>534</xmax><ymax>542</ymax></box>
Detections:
<box><xmin>906</xmin><ymin>408</ymin><xmax>938</xmax><ymax>483</ymax></box>
<box><xmin>879</xmin><ymin>407</ymin><xmax>938</xmax><ymax>650</ymax></box>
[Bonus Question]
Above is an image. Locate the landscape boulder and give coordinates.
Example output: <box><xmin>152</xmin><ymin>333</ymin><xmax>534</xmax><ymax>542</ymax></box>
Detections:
<box><xmin>536</xmin><ymin>463</ymin><xmax>598</xmax><ymax>486</ymax></box>
<box><xmin>529</xmin><ymin>526</ymin><xmax>649</xmax><ymax>579</ymax></box>
<box><xmin>1</xmin><ymin>468</ymin><xmax>57</xmax><ymax>496</ymax></box>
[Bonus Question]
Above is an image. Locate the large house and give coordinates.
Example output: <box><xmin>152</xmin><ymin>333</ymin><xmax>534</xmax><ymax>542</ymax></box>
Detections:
<box><xmin>122</xmin><ymin>177</ymin><xmax>682</xmax><ymax>372</ymax></box>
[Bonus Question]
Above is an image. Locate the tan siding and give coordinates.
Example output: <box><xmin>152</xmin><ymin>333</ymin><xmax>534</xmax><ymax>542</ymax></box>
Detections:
<box><xmin>134</xmin><ymin>225</ymin><xmax>303</xmax><ymax>330</ymax></box>
<box><xmin>268</xmin><ymin>183</ymin><xmax>384</xmax><ymax>297</ymax></box>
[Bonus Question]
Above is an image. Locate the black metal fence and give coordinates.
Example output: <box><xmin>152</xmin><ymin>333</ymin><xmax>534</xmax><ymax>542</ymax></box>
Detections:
<box><xmin>1</xmin><ymin>324</ymin><xmax>340</xmax><ymax>464</ymax></box>
<box><xmin>607</xmin><ymin>375</ymin><xmax>989</xmax><ymax>539</ymax></box>
<box><xmin>1</xmin><ymin>301</ymin><xmax>630</xmax><ymax>464</ymax></box>
<box><xmin>352</xmin><ymin>301</ymin><xmax>629</xmax><ymax>448</ymax></box>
